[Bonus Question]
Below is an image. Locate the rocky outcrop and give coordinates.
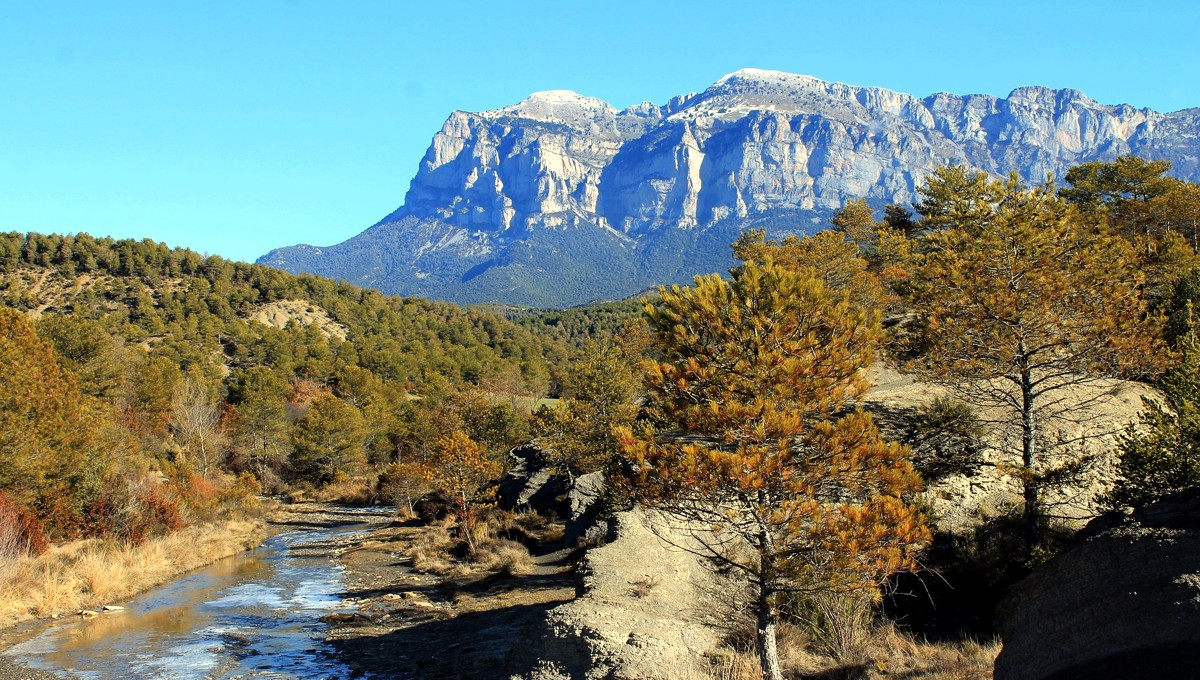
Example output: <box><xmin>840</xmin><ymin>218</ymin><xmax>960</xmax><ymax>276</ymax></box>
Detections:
<box><xmin>993</xmin><ymin>490</ymin><xmax>1200</xmax><ymax>680</ymax></box>
<box><xmin>260</xmin><ymin>69</ymin><xmax>1200</xmax><ymax>306</ymax></box>
<box><xmin>247</xmin><ymin>299</ymin><xmax>349</xmax><ymax>340</ymax></box>
<box><xmin>507</xmin><ymin>511</ymin><xmax>734</xmax><ymax>680</ymax></box>
<box><xmin>863</xmin><ymin>366</ymin><xmax>1157</xmax><ymax>533</ymax></box>
<box><xmin>497</xmin><ymin>447</ymin><xmax>610</xmax><ymax>547</ymax></box>
<box><xmin>497</xmin><ymin>367</ymin><xmax>1158</xmax><ymax>677</ymax></box>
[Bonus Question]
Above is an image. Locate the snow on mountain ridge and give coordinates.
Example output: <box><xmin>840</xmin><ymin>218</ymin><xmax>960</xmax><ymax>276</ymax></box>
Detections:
<box><xmin>488</xmin><ymin>89</ymin><xmax>619</xmax><ymax>128</ymax></box>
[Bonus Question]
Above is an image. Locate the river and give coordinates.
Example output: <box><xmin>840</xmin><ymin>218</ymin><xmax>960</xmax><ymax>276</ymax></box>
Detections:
<box><xmin>2</xmin><ymin>507</ymin><xmax>392</xmax><ymax>679</ymax></box>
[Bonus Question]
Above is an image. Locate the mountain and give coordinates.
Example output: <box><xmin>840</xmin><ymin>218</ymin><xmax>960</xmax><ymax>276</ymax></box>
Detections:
<box><xmin>260</xmin><ymin>69</ymin><xmax>1200</xmax><ymax>307</ymax></box>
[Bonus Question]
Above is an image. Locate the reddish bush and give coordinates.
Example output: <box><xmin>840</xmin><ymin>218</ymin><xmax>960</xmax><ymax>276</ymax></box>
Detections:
<box><xmin>81</xmin><ymin>479</ymin><xmax>185</xmax><ymax>544</ymax></box>
<box><xmin>0</xmin><ymin>492</ymin><xmax>50</xmax><ymax>557</ymax></box>
<box><xmin>125</xmin><ymin>487</ymin><xmax>184</xmax><ymax>544</ymax></box>
<box><xmin>35</xmin><ymin>483</ymin><xmax>88</xmax><ymax>541</ymax></box>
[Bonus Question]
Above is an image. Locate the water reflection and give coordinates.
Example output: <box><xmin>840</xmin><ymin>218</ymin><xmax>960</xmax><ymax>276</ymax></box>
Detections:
<box><xmin>3</xmin><ymin>510</ymin><xmax>389</xmax><ymax>679</ymax></box>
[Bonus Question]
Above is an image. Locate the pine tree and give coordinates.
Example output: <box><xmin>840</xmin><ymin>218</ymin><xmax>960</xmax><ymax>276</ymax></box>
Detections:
<box><xmin>0</xmin><ymin>309</ymin><xmax>104</xmax><ymax>532</ymax></box>
<box><xmin>908</xmin><ymin>172</ymin><xmax>1163</xmax><ymax>547</ymax></box>
<box><xmin>534</xmin><ymin>335</ymin><xmax>642</xmax><ymax>477</ymax></box>
<box><xmin>289</xmin><ymin>393</ymin><xmax>367</xmax><ymax>486</ymax></box>
<box><xmin>619</xmin><ymin>261</ymin><xmax>927</xmax><ymax>680</ymax></box>
<box><xmin>1107</xmin><ymin>310</ymin><xmax>1200</xmax><ymax>508</ymax></box>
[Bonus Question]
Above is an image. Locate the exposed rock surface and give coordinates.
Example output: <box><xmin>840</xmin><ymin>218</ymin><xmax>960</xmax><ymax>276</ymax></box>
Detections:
<box><xmin>994</xmin><ymin>490</ymin><xmax>1200</xmax><ymax>680</ymax></box>
<box><xmin>864</xmin><ymin>366</ymin><xmax>1156</xmax><ymax>533</ymax></box>
<box><xmin>247</xmin><ymin>299</ymin><xmax>349</xmax><ymax>340</ymax></box>
<box><xmin>507</xmin><ymin>510</ymin><xmax>734</xmax><ymax>680</ymax></box>
<box><xmin>562</xmin><ymin>472</ymin><xmax>606</xmax><ymax>546</ymax></box>
<box><xmin>260</xmin><ymin>68</ymin><xmax>1200</xmax><ymax>306</ymax></box>
<box><xmin>497</xmin><ymin>448</ymin><xmax>609</xmax><ymax>546</ymax></box>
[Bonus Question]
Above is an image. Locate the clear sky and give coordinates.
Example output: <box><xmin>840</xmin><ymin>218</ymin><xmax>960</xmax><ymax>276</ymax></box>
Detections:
<box><xmin>2</xmin><ymin>1</ymin><xmax>1198</xmax><ymax>263</ymax></box>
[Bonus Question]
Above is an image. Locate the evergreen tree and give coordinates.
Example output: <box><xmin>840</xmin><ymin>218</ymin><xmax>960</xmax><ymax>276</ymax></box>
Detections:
<box><xmin>534</xmin><ymin>334</ymin><xmax>642</xmax><ymax>477</ymax></box>
<box><xmin>1107</xmin><ymin>312</ymin><xmax>1200</xmax><ymax>508</ymax></box>
<box><xmin>0</xmin><ymin>309</ymin><xmax>104</xmax><ymax>532</ymax></box>
<box><xmin>619</xmin><ymin>261</ymin><xmax>927</xmax><ymax>680</ymax></box>
<box><xmin>289</xmin><ymin>393</ymin><xmax>367</xmax><ymax>486</ymax></box>
<box><xmin>906</xmin><ymin>173</ymin><xmax>1163</xmax><ymax>547</ymax></box>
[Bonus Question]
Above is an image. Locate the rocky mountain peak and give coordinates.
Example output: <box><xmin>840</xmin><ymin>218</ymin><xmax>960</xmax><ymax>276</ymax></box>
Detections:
<box><xmin>712</xmin><ymin>67</ymin><xmax>827</xmax><ymax>90</ymax></box>
<box><xmin>489</xmin><ymin>89</ymin><xmax>620</xmax><ymax>128</ymax></box>
<box><xmin>260</xmin><ymin>70</ymin><xmax>1200</xmax><ymax>308</ymax></box>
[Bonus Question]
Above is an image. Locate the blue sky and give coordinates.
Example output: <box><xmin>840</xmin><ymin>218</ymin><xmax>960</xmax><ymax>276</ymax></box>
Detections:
<box><xmin>2</xmin><ymin>1</ymin><xmax>1198</xmax><ymax>263</ymax></box>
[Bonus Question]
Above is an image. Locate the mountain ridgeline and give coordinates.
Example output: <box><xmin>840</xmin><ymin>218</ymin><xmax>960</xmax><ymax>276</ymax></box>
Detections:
<box><xmin>260</xmin><ymin>68</ymin><xmax>1200</xmax><ymax>307</ymax></box>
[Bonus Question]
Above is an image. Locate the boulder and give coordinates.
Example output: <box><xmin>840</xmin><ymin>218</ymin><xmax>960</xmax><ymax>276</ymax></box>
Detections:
<box><xmin>498</xmin><ymin>445</ymin><xmax>567</xmax><ymax>516</ymax></box>
<box><xmin>994</xmin><ymin>490</ymin><xmax>1200</xmax><ymax>680</ymax></box>
<box><xmin>507</xmin><ymin>510</ymin><xmax>733</xmax><ymax>679</ymax></box>
<box><xmin>562</xmin><ymin>471</ymin><xmax>607</xmax><ymax>546</ymax></box>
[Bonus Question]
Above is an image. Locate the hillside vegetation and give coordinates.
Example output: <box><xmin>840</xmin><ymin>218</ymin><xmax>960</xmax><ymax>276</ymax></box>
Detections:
<box><xmin>0</xmin><ymin>233</ymin><xmax>569</xmax><ymax>553</ymax></box>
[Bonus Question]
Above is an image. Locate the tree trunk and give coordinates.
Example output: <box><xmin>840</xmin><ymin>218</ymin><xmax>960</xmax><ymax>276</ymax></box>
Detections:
<box><xmin>1020</xmin><ymin>363</ymin><xmax>1041</xmax><ymax>550</ymax></box>
<box><xmin>755</xmin><ymin>579</ymin><xmax>783</xmax><ymax>680</ymax></box>
<box><xmin>460</xmin><ymin>490</ymin><xmax>476</xmax><ymax>555</ymax></box>
<box><xmin>755</xmin><ymin>519</ymin><xmax>783</xmax><ymax>680</ymax></box>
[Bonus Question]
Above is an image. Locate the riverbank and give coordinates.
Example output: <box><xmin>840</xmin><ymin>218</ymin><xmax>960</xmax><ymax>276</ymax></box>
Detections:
<box><xmin>0</xmin><ymin>503</ymin><xmax>384</xmax><ymax>676</ymax></box>
<box><xmin>323</xmin><ymin>512</ymin><xmax>1000</xmax><ymax>680</ymax></box>
<box><xmin>0</xmin><ymin>515</ymin><xmax>268</xmax><ymax>680</ymax></box>
<box><xmin>323</xmin><ymin>517</ymin><xmax>578</xmax><ymax>678</ymax></box>
<box><xmin>0</xmin><ymin>517</ymin><xmax>269</xmax><ymax>630</ymax></box>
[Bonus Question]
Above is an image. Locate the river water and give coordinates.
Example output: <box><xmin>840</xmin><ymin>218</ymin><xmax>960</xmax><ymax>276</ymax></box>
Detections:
<box><xmin>2</xmin><ymin>507</ymin><xmax>391</xmax><ymax>679</ymax></box>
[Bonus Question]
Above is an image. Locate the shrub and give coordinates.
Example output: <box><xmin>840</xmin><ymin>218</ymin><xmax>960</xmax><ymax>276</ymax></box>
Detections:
<box><xmin>471</xmin><ymin>538</ymin><xmax>534</xmax><ymax>576</ymax></box>
<box><xmin>906</xmin><ymin>397</ymin><xmax>986</xmax><ymax>481</ymax></box>
<box><xmin>0</xmin><ymin>492</ymin><xmax>49</xmax><ymax>558</ymax></box>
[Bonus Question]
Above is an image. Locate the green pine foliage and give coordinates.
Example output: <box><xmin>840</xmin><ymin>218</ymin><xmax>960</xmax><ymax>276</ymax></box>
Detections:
<box><xmin>507</xmin><ymin>296</ymin><xmax>651</xmax><ymax>348</ymax></box>
<box><xmin>0</xmin><ymin>231</ymin><xmax>578</xmax><ymax>544</ymax></box>
<box><xmin>0</xmin><ymin>232</ymin><xmax>561</xmax><ymax>391</ymax></box>
<box><xmin>1107</xmin><ymin>315</ymin><xmax>1200</xmax><ymax>509</ymax></box>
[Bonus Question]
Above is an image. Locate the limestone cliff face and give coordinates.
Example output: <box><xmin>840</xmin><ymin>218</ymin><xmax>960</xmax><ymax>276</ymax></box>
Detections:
<box><xmin>260</xmin><ymin>69</ymin><xmax>1200</xmax><ymax>307</ymax></box>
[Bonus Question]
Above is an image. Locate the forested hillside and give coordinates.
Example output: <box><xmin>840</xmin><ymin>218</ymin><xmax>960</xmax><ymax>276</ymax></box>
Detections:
<box><xmin>0</xmin><ymin>233</ymin><xmax>568</xmax><ymax>548</ymax></box>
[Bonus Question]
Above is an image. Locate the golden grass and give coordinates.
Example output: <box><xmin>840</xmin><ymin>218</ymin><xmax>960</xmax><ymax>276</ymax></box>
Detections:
<box><xmin>472</xmin><ymin>538</ymin><xmax>536</xmax><ymax>576</ymax></box>
<box><xmin>406</xmin><ymin>515</ymin><xmax>536</xmax><ymax>578</ymax></box>
<box><xmin>408</xmin><ymin>519</ymin><xmax>457</xmax><ymax>575</ymax></box>
<box><xmin>287</xmin><ymin>476</ymin><xmax>375</xmax><ymax>505</ymax></box>
<box><xmin>0</xmin><ymin>518</ymin><xmax>267</xmax><ymax>627</ymax></box>
<box><xmin>694</xmin><ymin>619</ymin><xmax>999</xmax><ymax>680</ymax></box>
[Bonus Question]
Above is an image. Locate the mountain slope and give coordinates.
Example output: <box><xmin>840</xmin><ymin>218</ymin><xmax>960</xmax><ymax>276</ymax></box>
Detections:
<box><xmin>261</xmin><ymin>69</ymin><xmax>1200</xmax><ymax>307</ymax></box>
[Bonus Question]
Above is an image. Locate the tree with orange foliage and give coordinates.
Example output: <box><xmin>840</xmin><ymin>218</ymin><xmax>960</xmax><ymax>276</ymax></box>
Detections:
<box><xmin>425</xmin><ymin>430</ymin><xmax>503</xmax><ymax>554</ymax></box>
<box><xmin>618</xmin><ymin>261</ymin><xmax>928</xmax><ymax>680</ymax></box>
<box><xmin>732</xmin><ymin>228</ymin><xmax>894</xmax><ymax>313</ymax></box>
<box><xmin>0</xmin><ymin>309</ymin><xmax>101</xmax><ymax>516</ymax></box>
<box><xmin>908</xmin><ymin>171</ymin><xmax>1164</xmax><ymax>549</ymax></box>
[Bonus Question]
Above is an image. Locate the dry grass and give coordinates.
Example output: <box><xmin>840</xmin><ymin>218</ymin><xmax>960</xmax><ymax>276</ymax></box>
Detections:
<box><xmin>288</xmin><ymin>475</ymin><xmax>376</xmax><ymax>505</ymax></box>
<box><xmin>406</xmin><ymin>515</ymin><xmax>536</xmax><ymax>578</ymax></box>
<box><xmin>408</xmin><ymin>519</ymin><xmax>457</xmax><ymax>575</ymax></box>
<box><xmin>809</xmin><ymin>626</ymin><xmax>998</xmax><ymax>679</ymax></box>
<box><xmin>704</xmin><ymin>618</ymin><xmax>998</xmax><ymax>680</ymax></box>
<box><xmin>705</xmin><ymin>652</ymin><xmax>763</xmax><ymax>680</ymax></box>
<box><xmin>0</xmin><ymin>518</ymin><xmax>267</xmax><ymax>627</ymax></box>
<box><xmin>472</xmin><ymin>538</ymin><xmax>535</xmax><ymax>576</ymax></box>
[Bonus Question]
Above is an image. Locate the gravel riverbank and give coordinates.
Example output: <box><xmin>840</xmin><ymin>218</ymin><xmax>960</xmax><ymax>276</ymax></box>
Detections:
<box><xmin>324</xmin><ymin>520</ymin><xmax>578</xmax><ymax>679</ymax></box>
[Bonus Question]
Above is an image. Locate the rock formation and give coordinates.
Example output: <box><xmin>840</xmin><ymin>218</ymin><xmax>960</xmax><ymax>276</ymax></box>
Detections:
<box><xmin>994</xmin><ymin>489</ymin><xmax>1200</xmax><ymax>680</ymax></box>
<box><xmin>506</xmin><ymin>511</ymin><xmax>734</xmax><ymax>680</ymax></box>
<box><xmin>260</xmin><ymin>69</ymin><xmax>1200</xmax><ymax>307</ymax></box>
